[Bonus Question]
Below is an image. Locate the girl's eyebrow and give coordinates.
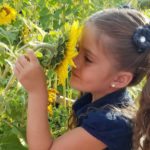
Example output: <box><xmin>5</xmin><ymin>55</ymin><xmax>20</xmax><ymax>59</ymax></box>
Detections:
<box><xmin>84</xmin><ymin>47</ymin><xmax>98</xmax><ymax>59</ymax></box>
<box><xmin>78</xmin><ymin>42</ymin><xmax>98</xmax><ymax>59</ymax></box>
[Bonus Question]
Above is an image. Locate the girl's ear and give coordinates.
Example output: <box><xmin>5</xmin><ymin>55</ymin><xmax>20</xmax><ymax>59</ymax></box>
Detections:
<box><xmin>111</xmin><ymin>71</ymin><xmax>133</xmax><ymax>89</ymax></box>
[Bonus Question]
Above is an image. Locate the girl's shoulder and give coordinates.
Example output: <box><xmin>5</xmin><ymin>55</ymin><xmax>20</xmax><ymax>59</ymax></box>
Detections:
<box><xmin>79</xmin><ymin>108</ymin><xmax>133</xmax><ymax>150</ymax></box>
<box><xmin>78</xmin><ymin>106</ymin><xmax>133</xmax><ymax>131</ymax></box>
<box><xmin>73</xmin><ymin>89</ymin><xmax>134</xmax><ymax>150</ymax></box>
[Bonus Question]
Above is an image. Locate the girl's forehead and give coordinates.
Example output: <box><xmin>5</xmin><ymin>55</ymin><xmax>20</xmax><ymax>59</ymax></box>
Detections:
<box><xmin>82</xmin><ymin>24</ymin><xmax>115</xmax><ymax>52</ymax></box>
<box><xmin>79</xmin><ymin>24</ymin><xmax>118</xmax><ymax>66</ymax></box>
<box><xmin>80</xmin><ymin>24</ymin><xmax>106</xmax><ymax>52</ymax></box>
<box><xmin>80</xmin><ymin>24</ymin><xmax>98</xmax><ymax>44</ymax></box>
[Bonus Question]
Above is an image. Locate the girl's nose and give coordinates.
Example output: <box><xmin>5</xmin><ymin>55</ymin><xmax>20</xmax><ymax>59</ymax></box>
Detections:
<box><xmin>73</xmin><ymin>54</ymin><xmax>81</xmax><ymax>69</ymax></box>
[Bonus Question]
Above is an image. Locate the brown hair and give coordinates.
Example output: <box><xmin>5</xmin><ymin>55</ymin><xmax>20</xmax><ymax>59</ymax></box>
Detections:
<box><xmin>68</xmin><ymin>8</ymin><xmax>150</xmax><ymax>150</ymax></box>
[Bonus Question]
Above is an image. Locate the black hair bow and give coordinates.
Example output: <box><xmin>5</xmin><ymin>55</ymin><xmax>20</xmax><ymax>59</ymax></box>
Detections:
<box><xmin>132</xmin><ymin>25</ymin><xmax>150</xmax><ymax>53</ymax></box>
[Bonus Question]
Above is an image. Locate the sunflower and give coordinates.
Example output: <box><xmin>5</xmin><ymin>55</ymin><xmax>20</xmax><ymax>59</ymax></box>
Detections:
<box><xmin>47</xmin><ymin>104</ymin><xmax>53</xmax><ymax>117</ymax></box>
<box><xmin>0</xmin><ymin>4</ymin><xmax>17</xmax><ymax>25</ymax></box>
<box><xmin>48</xmin><ymin>88</ymin><xmax>59</xmax><ymax>104</ymax></box>
<box><xmin>55</xmin><ymin>21</ymin><xmax>82</xmax><ymax>86</ymax></box>
<box><xmin>21</xmin><ymin>25</ymin><xmax>30</xmax><ymax>44</ymax></box>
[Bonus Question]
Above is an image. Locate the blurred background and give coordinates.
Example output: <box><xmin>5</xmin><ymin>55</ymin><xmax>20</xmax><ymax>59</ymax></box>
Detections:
<box><xmin>0</xmin><ymin>0</ymin><xmax>150</xmax><ymax>149</ymax></box>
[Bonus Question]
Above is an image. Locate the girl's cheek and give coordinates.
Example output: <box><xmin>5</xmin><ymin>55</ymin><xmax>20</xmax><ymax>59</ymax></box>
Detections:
<box><xmin>82</xmin><ymin>70</ymin><xmax>93</xmax><ymax>81</ymax></box>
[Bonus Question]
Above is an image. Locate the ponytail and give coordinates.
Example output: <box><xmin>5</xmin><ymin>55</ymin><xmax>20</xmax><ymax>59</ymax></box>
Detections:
<box><xmin>133</xmin><ymin>75</ymin><xmax>150</xmax><ymax>150</ymax></box>
<box><xmin>67</xmin><ymin>110</ymin><xmax>78</xmax><ymax>130</ymax></box>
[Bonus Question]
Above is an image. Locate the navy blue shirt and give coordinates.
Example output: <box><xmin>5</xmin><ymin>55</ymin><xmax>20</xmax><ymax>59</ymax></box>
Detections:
<box><xmin>72</xmin><ymin>88</ymin><xmax>134</xmax><ymax>150</ymax></box>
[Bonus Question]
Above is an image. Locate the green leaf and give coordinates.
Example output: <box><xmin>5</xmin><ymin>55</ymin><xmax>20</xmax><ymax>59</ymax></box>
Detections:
<box><xmin>0</xmin><ymin>133</ymin><xmax>27</xmax><ymax>150</ymax></box>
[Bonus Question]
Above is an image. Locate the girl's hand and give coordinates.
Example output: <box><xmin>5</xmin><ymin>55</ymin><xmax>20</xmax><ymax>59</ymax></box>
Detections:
<box><xmin>13</xmin><ymin>50</ymin><xmax>47</xmax><ymax>93</ymax></box>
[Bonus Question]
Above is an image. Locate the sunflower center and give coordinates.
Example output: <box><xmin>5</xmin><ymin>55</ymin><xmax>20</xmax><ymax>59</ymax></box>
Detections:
<box><xmin>1</xmin><ymin>7</ymin><xmax>10</xmax><ymax>16</ymax></box>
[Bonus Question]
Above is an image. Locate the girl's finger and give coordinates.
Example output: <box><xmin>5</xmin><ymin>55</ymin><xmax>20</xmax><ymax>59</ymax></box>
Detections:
<box><xmin>15</xmin><ymin>61</ymin><xmax>23</xmax><ymax>72</ymax></box>
<box><xmin>26</xmin><ymin>50</ymin><xmax>38</xmax><ymax>63</ymax></box>
<box><xmin>13</xmin><ymin>65</ymin><xmax>20</xmax><ymax>76</ymax></box>
<box><xmin>17</xmin><ymin>56</ymin><xmax>25</xmax><ymax>68</ymax></box>
<box><xmin>18</xmin><ymin>55</ymin><xmax>29</xmax><ymax>67</ymax></box>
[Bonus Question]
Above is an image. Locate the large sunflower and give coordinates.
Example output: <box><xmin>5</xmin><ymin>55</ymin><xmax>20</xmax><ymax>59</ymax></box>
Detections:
<box><xmin>0</xmin><ymin>4</ymin><xmax>17</xmax><ymax>25</ymax></box>
<box><xmin>55</xmin><ymin>21</ymin><xmax>82</xmax><ymax>86</ymax></box>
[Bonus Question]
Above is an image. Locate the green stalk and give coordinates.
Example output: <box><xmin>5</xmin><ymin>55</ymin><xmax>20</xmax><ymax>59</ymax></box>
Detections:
<box><xmin>54</xmin><ymin>74</ymin><xmax>58</xmax><ymax>107</ymax></box>
<box><xmin>63</xmin><ymin>81</ymin><xmax>66</xmax><ymax>108</ymax></box>
<box><xmin>16</xmin><ymin>43</ymin><xmax>30</xmax><ymax>53</ymax></box>
<box><xmin>2</xmin><ymin>64</ymin><xmax>10</xmax><ymax>78</ymax></box>
<box><xmin>3</xmin><ymin>73</ymin><xmax>16</xmax><ymax>96</ymax></box>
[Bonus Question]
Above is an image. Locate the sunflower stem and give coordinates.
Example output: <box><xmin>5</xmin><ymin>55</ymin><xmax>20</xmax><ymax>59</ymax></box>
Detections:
<box><xmin>2</xmin><ymin>64</ymin><xmax>10</xmax><ymax>78</ymax></box>
<box><xmin>3</xmin><ymin>73</ymin><xmax>16</xmax><ymax>96</ymax></box>
<box><xmin>54</xmin><ymin>74</ymin><xmax>58</xmax><ymax>107</ymax></box>
<box><xmin>63</xmin><ymin>82</ymin><xmax>66</xmax><ymax>108</ymax></box>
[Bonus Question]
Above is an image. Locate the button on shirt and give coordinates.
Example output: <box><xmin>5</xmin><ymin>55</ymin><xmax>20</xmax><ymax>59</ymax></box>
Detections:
<box><xmin>72</xmin><ymin>88</ymin><xmax>134</xmax><ymax>150</ymax></box>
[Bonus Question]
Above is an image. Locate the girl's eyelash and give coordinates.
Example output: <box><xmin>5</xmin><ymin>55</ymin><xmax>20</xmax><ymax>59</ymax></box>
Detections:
<box><xmin>84</xmin><ymin>56</ymin><xmax>93</xmax><ymax>63</ymax></box>
<box><xmin>75</xmin><ymin>46</ymin><xmax>93</xmax><ymax>63</ymax></box>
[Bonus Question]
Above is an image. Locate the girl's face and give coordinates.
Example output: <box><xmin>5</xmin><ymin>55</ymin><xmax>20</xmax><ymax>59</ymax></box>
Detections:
<box><xmin>70</xmin><ymin>24</ymin><xmax>118</xmax><ymax>98</ymax></box>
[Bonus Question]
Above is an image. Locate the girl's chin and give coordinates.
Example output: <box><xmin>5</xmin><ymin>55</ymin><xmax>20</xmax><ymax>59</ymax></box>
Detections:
<box><xmin>70</xmin><ymin>75</ymin><xmax>89</xmax><ymax>92</ymax></box>
<box><xmin>70</xmin><ymin>78</ymin><xmax>86</xmax><ymax>92</ymax></box>
<box><xmin>70</xmin><ymin>74</ymin><xmax>78</xmax><ymax>84</ymax></box>
<box><xmin>70</xmin><ymin>78</ymin><xmax>81</xmax><ymax>90</ymax></box>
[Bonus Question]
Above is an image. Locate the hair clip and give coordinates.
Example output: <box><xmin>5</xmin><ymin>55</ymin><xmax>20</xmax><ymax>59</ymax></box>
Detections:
<box><xmin>119</xmin><ymin>3</ymin><xmax>133</xmax><ymax>9</ymax></box>
<box><xmin>132</xmin><ymin>25</ymin><xmax>150</xmax><ymax>53</ymax></box>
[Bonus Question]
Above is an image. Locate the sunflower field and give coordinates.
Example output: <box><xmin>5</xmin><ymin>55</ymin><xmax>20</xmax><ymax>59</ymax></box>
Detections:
<box><xmin>0</xmin><ymin>0</ymin><xmax>150</xmax><ymax>149</ymax></box>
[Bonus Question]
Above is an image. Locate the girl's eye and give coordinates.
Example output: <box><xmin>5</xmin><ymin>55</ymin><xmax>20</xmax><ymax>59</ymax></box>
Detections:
<box><xmin>75</xmin><ymin>45</ymin><xmax>93</xmax><ymax>63</ymax></box>
<box><xmin>84</xmin><ymin>56</ymin><xmax>93</xmax><ymax>63</ymax></box>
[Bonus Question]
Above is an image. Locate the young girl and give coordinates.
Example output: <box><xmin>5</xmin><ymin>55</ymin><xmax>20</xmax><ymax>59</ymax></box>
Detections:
<box><xmin>13</xmin><ymin>8</ymin><xmax>150</xmax><ymax>150</ymax></box>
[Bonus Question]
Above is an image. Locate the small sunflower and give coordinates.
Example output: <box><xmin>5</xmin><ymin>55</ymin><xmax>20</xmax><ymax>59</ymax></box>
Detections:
<box><xmin>48</xmin><ymin>88</ymin><xmax>59</xmax><ymax>104</ymax></box>
<box><xmin>55</xmin><ymin>21</ymin><xmax>82</xmax><ymax>86</ymax></box>
<box><xmin>0</xmin><ymin>4</ymin><xmax>17</xmax><ymax>25</ymax></box>
<box><xmin>47</xmin><ymin>104</ymin><xmax>53</xmax><ymax>117</ymax></box>
<box><xmin>21</xmin><ymin>25</ymin><xmax>30</xmax><ymax>44</ymax></box>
